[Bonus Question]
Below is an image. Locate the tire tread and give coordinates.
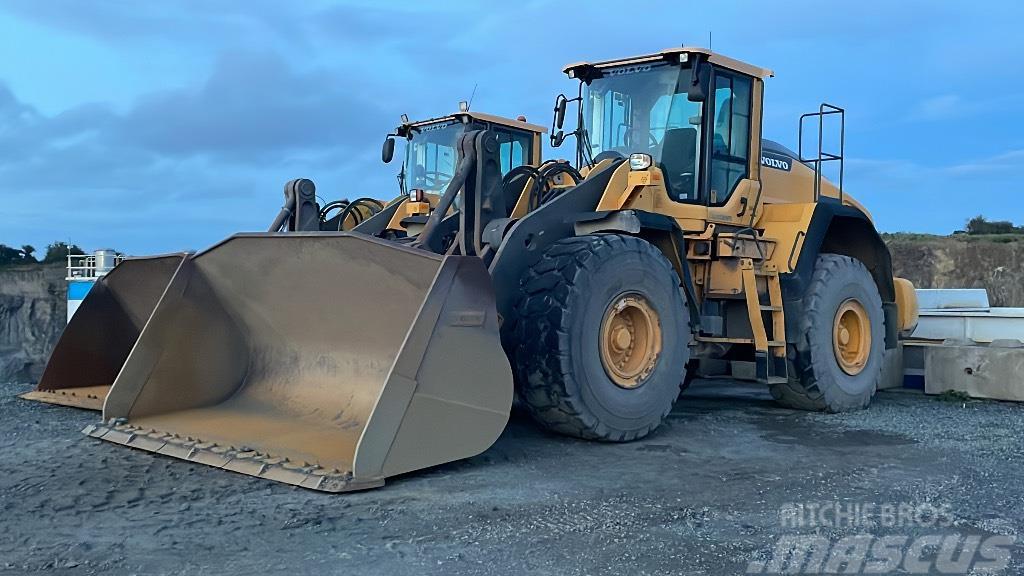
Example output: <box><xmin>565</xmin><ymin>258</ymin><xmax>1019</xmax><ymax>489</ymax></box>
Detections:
<box><xmin>770</xmin><ymin>254</ymin><xmax>882</xmax><ymax>412</ymax></box>
<box><xmin>512</xmin><ymin>234</ymin><xmax>684</xmax><ymax>441</ymax></box>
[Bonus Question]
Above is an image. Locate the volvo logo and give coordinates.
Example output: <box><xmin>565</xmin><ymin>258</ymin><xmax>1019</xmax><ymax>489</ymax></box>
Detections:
<box><xmin>761</xmin><ymin>152</ymin><xmax>792</xmax><ymax>172</ymax></box>
<box><xmin>606</xmin><ymin>64</ymin><xmax>653</xmax><ymax>76</ymax></box>
<box><xmin>419</xmin><ymin>120</ymin><xmax>457</xmax><ymax>132</ymax></box>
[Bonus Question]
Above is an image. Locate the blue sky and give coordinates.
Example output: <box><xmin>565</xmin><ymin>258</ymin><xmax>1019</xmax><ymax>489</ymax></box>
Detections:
<box><xmin>2</xmin><ymin>1</ymin><xmax>1023</xmax><ymax>254</ymax></box>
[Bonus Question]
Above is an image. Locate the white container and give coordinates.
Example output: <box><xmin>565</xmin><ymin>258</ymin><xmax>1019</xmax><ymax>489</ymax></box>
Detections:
<box><xmin>915</xmin><ymin>288</ymin><xmax>990</xmax><ymax>311</ymax></box>
<box><xmin>94</xmin><ymin>249</ymin><xmax>118</xmax><ymax>275</ymax></box>
<box><xmin>909</xmin><ymin>288</ymin><xmax>1024</xmax><ymax>344</ymax></box>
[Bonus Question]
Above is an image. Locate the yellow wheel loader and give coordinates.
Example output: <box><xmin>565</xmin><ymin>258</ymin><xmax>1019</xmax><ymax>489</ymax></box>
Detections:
<box><xmin>366</xmin><ymin>109</ymin><xmax>571</xmax><ymax>237</ymax></box>
<box><xmin>54</xmin><ymin>47</ymin><xmax>916</xmax><ymax>492</ymax></box>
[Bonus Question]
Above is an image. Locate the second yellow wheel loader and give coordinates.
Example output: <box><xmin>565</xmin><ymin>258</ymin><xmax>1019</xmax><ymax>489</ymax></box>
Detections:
<box><xmin>366</xmin><ymin>109</ymin><xmax>559</xmax><ymax>238</ymax></box>
<box><xmin>54</xmin><ymin>47</ymin><xmax>916</xmax><ymax>492</ymax></box>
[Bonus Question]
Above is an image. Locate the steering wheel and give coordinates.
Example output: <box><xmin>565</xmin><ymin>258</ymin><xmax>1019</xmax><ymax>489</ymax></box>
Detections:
<box><xmin>592</xmin><ymin>150</ymin><xmax>625</xmax><ymax>163</ymax></box>
<box><xmin>422</xmin><ymin>170</ymin><xmax>449</xmax><ymax>188</ymax></box>
<box><xmin>668</xmin><ymin>172</ymin><xmax>696</xmax><ymax>200</ymax></box>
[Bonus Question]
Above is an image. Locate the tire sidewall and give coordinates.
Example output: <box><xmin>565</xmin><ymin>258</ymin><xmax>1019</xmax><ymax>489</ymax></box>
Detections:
<box><xmin>566</xmin><ymin>238</ymin><xmax>690</xmax><ymax>433</ymax></box>
<box><xmin>806</xmin><ymin>257</ymin><xmax>885</xmax><ymax>408</ymax></box>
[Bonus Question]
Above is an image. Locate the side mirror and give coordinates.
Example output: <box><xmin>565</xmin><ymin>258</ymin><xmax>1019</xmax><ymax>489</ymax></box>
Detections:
<box><xmin>382</xmin><ymin>137</ymin><xmax>396</xmax><ymax>163</ymax></box>
<box><xmin>687</xmin><ymin>61</ymin><xmax>707</xmax><ymax>103</ymax></box>
<box><xmin>554</xmin><ymin>95</ymin><xmax>568</xmax><ymax>130</ymax></box>
<box><xmin>551</xmin><ymin>130</ymin><xmax>565</xmax><ymax>147</ymax></box>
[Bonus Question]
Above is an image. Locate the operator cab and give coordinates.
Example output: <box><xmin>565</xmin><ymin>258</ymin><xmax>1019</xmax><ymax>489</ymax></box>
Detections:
<box><xmin>383</xmin><ymin>110</ymin><xmax>545</xmax><ymax>198</ymax></box>
<box><xmin>556</xmin><ymin>47</ymin><xmax>772</xmax><ymax>210</ymax></box>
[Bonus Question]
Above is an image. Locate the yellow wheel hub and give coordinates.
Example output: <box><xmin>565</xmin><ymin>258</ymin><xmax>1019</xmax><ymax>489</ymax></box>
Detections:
<box><xmin>833</xmin><ymin>298</ymin><xmax>871</xmax><ymax>375</ymax></box>
<box><xmin>600</xmin><ymin>294</ymin><xmax>662</xmax><ymax>389</ymax></box>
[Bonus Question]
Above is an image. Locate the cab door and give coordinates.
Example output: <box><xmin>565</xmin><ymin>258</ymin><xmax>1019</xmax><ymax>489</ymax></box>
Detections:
<box><xmin>704</xmin><ymin>69</ymin><xmax>764</xmax><ymax>228</ymax></box>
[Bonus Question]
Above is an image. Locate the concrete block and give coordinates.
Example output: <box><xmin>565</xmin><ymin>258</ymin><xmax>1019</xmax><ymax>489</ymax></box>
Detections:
<box><xmin>878</xmin><ymin>343</ymin><xmax>904</xmax><ymax>390</ymax></box>
<box><xmin>925</xmin><ymin>343</ymin><xmax>1024</xmax><ymax>401</ymax></box>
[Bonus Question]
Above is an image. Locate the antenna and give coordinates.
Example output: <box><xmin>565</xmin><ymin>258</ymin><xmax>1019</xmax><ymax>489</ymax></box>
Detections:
<box><xmin>467</xmin><ymin>83</ymin><xmax>478</xmax><ymax>111</ymax></box>
<box><xmin>708</xmin><ymin>31</ymin><xmax>712</xmax><ymax>50</ymax></box>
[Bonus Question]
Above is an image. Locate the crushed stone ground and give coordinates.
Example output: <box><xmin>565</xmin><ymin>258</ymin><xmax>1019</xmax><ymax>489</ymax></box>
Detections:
<box><xmin>1</xmin><ymin>380</ymin><xmax>1022</xmax><ymax>575</ymax></box>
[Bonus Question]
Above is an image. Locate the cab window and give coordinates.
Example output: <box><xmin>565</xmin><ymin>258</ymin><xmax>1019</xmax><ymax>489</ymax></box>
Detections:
<box><xmin>493</xmin><ymin>128</ymin><xmax>533</xmax><ymax>174</ymax></box>
<box><xmin>592</xmin><ymin>91</ymin><xmax>631</xmax><ymax>151</ymax></box>
<box><xmin>650</xmin><ymin>93</ymin><xmax>703</xmax><ymax>202</ymax></box>
<box><xmin>710</xmin><ymin>72</ymin><xmax>752</xmax><ymax>205</ymax></box>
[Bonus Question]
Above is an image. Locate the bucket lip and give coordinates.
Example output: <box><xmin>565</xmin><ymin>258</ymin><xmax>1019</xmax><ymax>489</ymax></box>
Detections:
<box><xmin>83</xmin><ymin>420</ymin><xmax>384</xmax><ymax>493</ymax></box>
<box><xmin>194</xmin><ymin>232</ymin><xmax>445</xmax><ymax>262</ymax></box>
<box><xmin>121</xmin><ymin>251</ymin><xmax>193</xmax><ymax>262</ymax></box>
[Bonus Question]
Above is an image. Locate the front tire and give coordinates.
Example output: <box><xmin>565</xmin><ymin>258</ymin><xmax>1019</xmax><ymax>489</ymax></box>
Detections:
<box><xmin>770</xmin><ymin>254</ymin><xmax>885</xmax><ymax>412</ymax></box>
<box><xmin>512</xmin><ymin>234</ymin><xmax>691</xmax><ymax>441</ymax></box>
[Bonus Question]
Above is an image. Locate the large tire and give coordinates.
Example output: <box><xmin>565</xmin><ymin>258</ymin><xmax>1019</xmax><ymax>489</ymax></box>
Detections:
<box><xmin>511</xmin><ymin>234</ymin><xmax>691</xmax><ymax>441</ymax></box>
<box><xmin>770</xmin><ymin>254</ymin><xmax>885</xmax><ymax>412</ymax></box>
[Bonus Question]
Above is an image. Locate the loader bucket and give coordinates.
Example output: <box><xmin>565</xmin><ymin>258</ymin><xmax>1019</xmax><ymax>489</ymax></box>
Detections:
<box><xmin>23</xmin><ymin>254</ymin><xmax>189</xmax><ymax>410</ymax></box>
<box><xmin>85</xmin><ymin>233</ymin><xmax>513</xmax><ymax>492</ymax></box>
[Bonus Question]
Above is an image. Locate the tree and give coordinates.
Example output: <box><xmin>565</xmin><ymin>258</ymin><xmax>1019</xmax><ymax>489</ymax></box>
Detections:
<box><xmin>20</xmin><ymin>245</ymin><xmax>37</xmax><ymax>263</ymax></box>
<box><xmin>43</xmin><ymin>241</ymin><xmax>85</xmax><ymax>263</ymax></box>
<box><xmin>0</xmin><ymin>244</ymin><xmax>19</xmax><ymax>265</ymax></box>
<box><xmin>966</xmin><ymin>215</ymin><xmax>1022</xmax><ymax>235</ymax></box>
<box><xmin>0</xmin><ymin>244</ymin><xmax>39</xmax><ymax>266</ymax></box>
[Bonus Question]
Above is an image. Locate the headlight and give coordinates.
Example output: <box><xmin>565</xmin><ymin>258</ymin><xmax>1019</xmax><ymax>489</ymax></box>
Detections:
<box><xmin>629</xmin><ymin>153</ymin><xmax>653</xmax><ymax>171</ymax></box>
<box><xmin>409</xmin><ymin>188</ymin><xmax>425</xmax><ymax>203</ymax></box>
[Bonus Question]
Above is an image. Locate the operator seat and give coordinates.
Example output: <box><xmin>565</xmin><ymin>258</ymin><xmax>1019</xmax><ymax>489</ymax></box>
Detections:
<box><xmin>711</xmin><ymin>97</ymin><xmax>734</xmax><ymax>197</ymax></box>
<box><xmin>659</xmin><ymin>127</ymin><xmax>697</xmax><ymax>201</ymax></box>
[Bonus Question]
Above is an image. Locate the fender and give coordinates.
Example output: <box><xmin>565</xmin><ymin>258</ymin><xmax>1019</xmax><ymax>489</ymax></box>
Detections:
<box><xmin>570</xmin><ymin>209</ymin><xmax>700</xmax><ymax>332</ymax></box>
<box><xmin>780</xmin><ymin>199</ymin><xmax>898</xmax><ymax>349</ymax></box>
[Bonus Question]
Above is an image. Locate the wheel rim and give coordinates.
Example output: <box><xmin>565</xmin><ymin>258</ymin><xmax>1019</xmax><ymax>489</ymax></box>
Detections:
<box><xmin>599</xmin><ymin>294</ymin><xmax>662</xmax><ymax>389</ymax></box>
<box><xmin>832</xmin><ymin>298</ymin><xmax>871</xmax><ymax>376</ymax></box>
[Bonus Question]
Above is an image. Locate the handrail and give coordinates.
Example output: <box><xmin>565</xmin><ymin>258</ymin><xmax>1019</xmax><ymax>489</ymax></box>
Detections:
<box><xmin>798</xmin><ymin>103</ymin><xmax>845</xmax><ymax>204</ymax></box>
<box><xmin>66</xmin><ymin>253</ymin><xmax>125</xmax><ymax>280</ymax></box>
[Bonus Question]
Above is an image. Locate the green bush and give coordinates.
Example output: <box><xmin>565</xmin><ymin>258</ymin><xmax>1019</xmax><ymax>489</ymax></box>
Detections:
<box><xmin>42</xmin><ymin>242</ymin><xmax>85</xmax><ymax>263</ymax></box>
<box><xmin>0</xmin><ymin>244</ymin><xmax>37</xmax><ymax>266</ymax></box>
<box><xmin>0</xmin><ymin>241</ymin><xmax>86</xmax><ymax>267</ymax></box>
<box><xmin>966</xmin><ymin>215</ymin><xmax>1024</xmax><ymax>235</ymax></box>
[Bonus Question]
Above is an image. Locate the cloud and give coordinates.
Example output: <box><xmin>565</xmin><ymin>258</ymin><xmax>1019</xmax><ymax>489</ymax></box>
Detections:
<box><xmin>0</xmin><ymin>50</ymin><xmax>390</xmax><ymax>172</ymax></box>
<box><xmin>946</xmin><ymin>149</ymin><xmax>1024</xmax><ymax>176</ymax></box>
<box><xmin>0</xmin><ymin>85</ymin><xmax>40</xmax><ymax>131</ymax></box>
<box><xmin>849</xmin><ymin>149</ymin><xmax>1024</xmax><ymax>180</ymax></box>
<box><xmin>911</xmin><ymin>94</ymin><xmax>962</xmax><ymax>121</ymax></box>
<box><xmin>1</xmin><ymin>1</ymin><xmax>307</xmax><ymax>46</ymax></box>
<box><xmin>0</xmin><ymin>50</ymin><xmax>396</xmax><ymax>252</ymax></box>
<box><xmin>118</xmin><ymin>52</ymin><xmax>386</xmax><ymax>161</ymax></box>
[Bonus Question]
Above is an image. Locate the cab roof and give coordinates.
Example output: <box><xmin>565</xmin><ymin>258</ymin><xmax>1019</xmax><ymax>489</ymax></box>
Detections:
<box><xmin>563</xmin><ymin>46</ymin><xmax>773</xmax><ymax>80</ymax></box>
<box><xmin>403</xmin><ymin>111</ymin><xmax>547</xmax><ymax>134</ymax></box>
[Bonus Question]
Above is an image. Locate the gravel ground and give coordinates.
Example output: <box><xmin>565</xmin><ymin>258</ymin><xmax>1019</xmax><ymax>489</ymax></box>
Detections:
<box><xmin>1</xmin><ymin>380</ymin><xmax>1022</xmax><ymax>575</ymax></box>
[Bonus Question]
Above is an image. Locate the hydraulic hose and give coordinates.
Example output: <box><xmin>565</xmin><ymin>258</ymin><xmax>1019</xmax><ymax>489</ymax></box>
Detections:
<box><xmin>331</xmin><ymin>198</ymin><xmax>386</xmax><ymax>231</ymax></box>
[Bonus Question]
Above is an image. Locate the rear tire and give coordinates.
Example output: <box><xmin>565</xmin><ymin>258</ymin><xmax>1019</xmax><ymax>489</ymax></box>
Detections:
<box><xmin>512</xmin><ymin>234</ymin><xmax>691</xmax><ymax>441</ymax></box>
<box><xmin>770</xmin><ymin>254</ymin><xmax>885</xmax><ymax>412</ymax></box>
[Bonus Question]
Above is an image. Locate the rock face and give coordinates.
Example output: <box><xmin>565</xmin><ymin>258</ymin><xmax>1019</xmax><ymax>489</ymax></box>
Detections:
<box><xmin>886</xmin><ymin>236</ymin><xmax>1024</xmax><ymax>307</ymax></box>
<box><xmin>0</xmin><ymin>264</ymin><xmax>65</xmax><ymax>383</ymax></box>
